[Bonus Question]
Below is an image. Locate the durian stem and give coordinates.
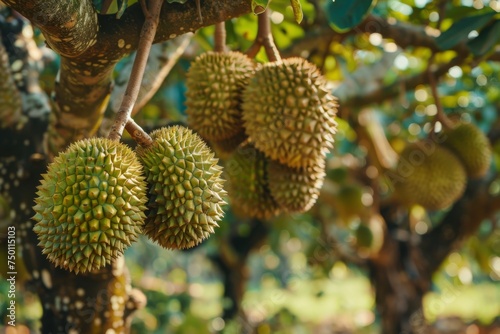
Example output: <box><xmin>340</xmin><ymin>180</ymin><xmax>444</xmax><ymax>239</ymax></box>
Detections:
<box><xmin>246</xmin><ymin>8</ymin><xmax>281</xmax><ymax>62</ymax></box>
<box><xmin>195</xmin><ymin>0</ymin><xmax>203</xmax><ymax>22</ymax></box>
<box><xmin>126</xmin><ymin>119</ymin><xmax>153</xmax><ymax>148</ymax></box>
<box><xmin>108</xmin><ymin>0</ymin><xmax>163</xmax><ymax>142</ymax></box>
<box><xmin>428</xmin><ymin>63</ymin><xmax>454</xmax><ymax>130</ymax></box>
<box><xmin>214</xmin><ymin>21</ymin><xmax>226</xmax><ymax>53</ymax></box>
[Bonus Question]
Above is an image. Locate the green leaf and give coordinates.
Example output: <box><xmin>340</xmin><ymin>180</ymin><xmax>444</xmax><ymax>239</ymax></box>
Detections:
<box><xmin>290</xmin><ymin>0</ymin><xmax>303</xmax><ymax>24</ymax></box>
<box><xmin>436</xmin><ymin>8</ymin><xmax>496</xmax><ymax>50</ymax></box>
<box><xmin>252</xmin><ymin>0</ymin><xmax>271</xmax><ymax>14</ymax></box>
<box><xmin>467</xmin><ymin>20</ymin><xmax>500</xmax><ymax>56</ymax></box>
<box><xmin>325</xmin><ymin>0</ymin><xmax>374</xmax><ymax>31</ymax></box>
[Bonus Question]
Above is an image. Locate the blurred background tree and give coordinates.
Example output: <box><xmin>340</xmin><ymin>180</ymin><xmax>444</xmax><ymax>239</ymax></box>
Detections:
<box><xmin>0</xmin><ymin>0</ymin><xmax>499</xmax><ymax>333</ymax></box>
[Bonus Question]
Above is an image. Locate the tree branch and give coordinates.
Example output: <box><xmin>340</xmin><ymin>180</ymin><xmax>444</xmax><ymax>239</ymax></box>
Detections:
<box><xmin>107</xmin><ymin>0</ymin><xmax>163</xmax><ymax>144</ymax></box>
<box><xmin>10</xmin><ymin>0</ymin><xmax>252</xmax><ymax>157</ymax></box>
<box><xmin>99</xmin><ymin>35</ymin><xmax>192</xmax><ymax>137</ymax></box>
<box><xmin>340</xmin><ymin>55</ymin><xmax>464</xmax><ymax>111</ymax></box>
<box><xmin>286</xmin><ymin>14</ymin><xmax>467</xmax><ymax>57</ymax></box>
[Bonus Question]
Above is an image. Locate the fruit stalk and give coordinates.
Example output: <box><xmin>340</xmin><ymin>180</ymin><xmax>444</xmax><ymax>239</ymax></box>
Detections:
<box><xmin>428</xmin><ymin>67</ymin><xmax>454</xmax><ymax>130</ymax></box>
<box><xmin>246</xmin><ymin>8</ymin><xmax>281</xmax><ymax>62</ymax></box>
<box><xmin>214</xmin><ymin>21</ymin><xmax>226</xmax><ymax>53</ymax></box>
<box><xmin>108</xmin><ymin>0</ymin><xmax>162</xmax><ymax>144</ymax></box>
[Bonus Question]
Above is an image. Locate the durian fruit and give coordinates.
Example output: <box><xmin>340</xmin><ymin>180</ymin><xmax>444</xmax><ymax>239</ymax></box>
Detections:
<box><xmin>393</xmin><ymin>142</ymin><xmax>466</xmax><ymax>210</ymax></box>
<box><xmin>333</xmin><ymin>183</ymin><xmax>368</xmax><ymax>223</ymax></box>
<box><xmin>441</xmin><ymin>122</ymin><xmax>492</xmax><ymax>178</ymax></box>
<box><xmin>242</xmin><ymin>57</ymin><xmax>338</xmax><ymax>168</ymax></box>
<box><xmin>185</xmin><ymin>51</ymin><xmax>256</xmax><ymax>141</ymax></box>
<box><xmin>210</xmin><ymin>131</ymin><xmax>248</xmax><ymax>160</ymax></box>
<box><xmin>267</xmin><ymin>158</ymin><xmax>326</xmax><ymax>213</ymax></box>
<box><xmin>33</xmin><ymin>138</ymin><xmax>147</xmax><ymax>273</ymax></box>
<box><xmin>225</xmin><ymin>143</ymin><xmax>280</xmax><ymax>219</ymax></box>
<box><xmin>136</xmin><ymin>126</ymin><xmax>226</xmax><ymax>250</ymax></box>
<box><xmin>352</xmin><ymin>214</ymin><xmax>385</xmax><ymax>258</ymax></box>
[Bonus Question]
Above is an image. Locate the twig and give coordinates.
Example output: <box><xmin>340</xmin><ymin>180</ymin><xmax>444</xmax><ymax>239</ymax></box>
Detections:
<box><xmin>427</xmin><ymin>3</ymin><xmax>454</xmax><ymax>131</ymax></box>
<box><xmin>214</xmin><ymin>21</ymin><xmax>226</xmax><ymax>53</ymax></box>
<box><xmin>195</xmin><ymin>0</ymin><xmax>203</xmax><ymax>22</ymax></box>
<box><xmin>428</xmin><ymin>66</ymin><xmax>454</xmax><ymax>130</ymax></box>
<box><xmin>246</xmin><ymin>8</ymin><xmax>281</xmax><ymax>62</ymax></box>
<box><xmin>108</xmin><ymin>0</ymin><xmax>163</xmax><ymax>146</ymax></box>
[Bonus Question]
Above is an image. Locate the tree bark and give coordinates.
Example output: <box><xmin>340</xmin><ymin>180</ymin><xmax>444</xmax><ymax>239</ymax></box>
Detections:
<box><xmin>5</xmin><ymin>0</ymin><xmax>252</xmax><ymax>158</ymax></box>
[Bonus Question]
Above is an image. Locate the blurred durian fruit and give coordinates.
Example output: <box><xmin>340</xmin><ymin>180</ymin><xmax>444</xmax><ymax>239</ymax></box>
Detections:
<box><xmin>267</xmin><ymin>158</ymin><xmax>326</xmax><ymax>214</ymax></box>
<box><xmin>392</xmin><ymin>141</ymin><xmax>466</xmax><ymax>210</ymax></box>
<box><xmin>225</xmin><ymin>143</ymin><xmax>280</xmax><ymax>220</ymax></box>
<box><xmin>351</xmin><ymin>214</ymin><xmax>385</xmax><ymax>259</ymax></box>
<box><xmin>441</xmin><ymin>122</ymin><xmax>492</xmax><ymax>178</ymax></box>
<box><xmin>242</xmin><ymin>57</ymin><xmax>338</xmax><ymax>168</ymax></box>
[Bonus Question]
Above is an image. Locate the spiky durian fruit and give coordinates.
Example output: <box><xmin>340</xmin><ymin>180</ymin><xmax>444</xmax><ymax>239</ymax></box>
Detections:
<box><xmin>393</xmin><ymin>142</ymin><xmax>466</xmax><ymax>210</ymax></box>
<box><xmin>242</xmin><ymin>57</ymin><xmax>338</xmax><ymax>168</ymax></box>
<box><xmin>441</xmin><ymin>122</ymin><xmax>492</xmax><ymax>178</ymax></box>
<box><xmin>225</xmin><ymin>143</ymin><xmax>280</xmax><ymax>219</ymax></box>
<box><xmin>352</xmin><ymin>214</ymin><xmax>385</xmax><ymax>258</ymax></box>
<box><xmin>267</xmin><ymin>158</ymin><xmax>326</xmax><ymax>213</ymax></box>
<box><xmin>210</xmin><ymin>131</ymin><xmax>248</xmax><ymax>160</ymax></box>
<box><xmin>33</xmin><ymin>138</ymin><xmax>147</xmax><ymax>273</ymax></box>
<box><xmin>136</xmin><ymin>126</ymin><xmax>226</xmax><ymax>250</ymax></box>
<box><xmin>185</xmin><ymin>51</ymin><xmax>256</xmax><ymax>141</ymax></box>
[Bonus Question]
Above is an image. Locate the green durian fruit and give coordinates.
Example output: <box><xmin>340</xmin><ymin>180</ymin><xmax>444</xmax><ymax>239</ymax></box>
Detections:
<box><xmin>136</xmin><ymin>126</ymin><xmax>226</xmax><ymax>250</ymax></box>
<box><xmin>242</xmin><ymin>57</ymin><xmax>338</xmax><ymax>168</ymax></box>
<box><xmin>185</xmin><ymin>51</ymin><xmax>256</xmax><ymax>141</ymax></box>
<box><xmin>210</xmin><ymin>131</ymin><xmax>248</xmax><ymax>160</ymax></box>
<box><xmin>33</xmin><ymin>138</ymin><xmax>147</xmax><ymax>274</ymax></box>
<box><xmin>267</xmin><ymin>158</ymin><xmax>325</xmax><ymax>213</ymax></box>
<box><xmin>441</xmin><ymin>122</ymin><xmax>492</xmax><ymax>178</ymax></box>
<box><xmin>393</xmin><ymin>142</ymin><xmax>466</xmax><ymax>210</ymax></box>
<box><xmin>225</xmin><ymin>143</ymin><xmax>280</xmax><ymax>219</ymax></box>
<box><xmin>352</xmin><ymin>214</ymin><xmax>385</xmax><ymax>258</ymax></box>
<box><xmin>334</xmin><ymin>184</ymin><xmax>367</xmax><ymax>221</ymax></box>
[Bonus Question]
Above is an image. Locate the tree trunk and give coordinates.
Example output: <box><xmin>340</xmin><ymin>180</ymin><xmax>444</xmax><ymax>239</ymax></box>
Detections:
<box><xmin>372</xmin><ymin>176</ymin><xmax>499</xmax><ymax>333</ymax></box>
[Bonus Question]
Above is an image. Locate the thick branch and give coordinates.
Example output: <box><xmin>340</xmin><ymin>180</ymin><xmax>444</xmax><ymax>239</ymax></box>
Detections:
<box><xmin>86</xmin><ymin>0</ymin><xmax>251</xmax><ymax>63</ymax></box>
<box><xmin>36</xmin><ymin>1</ymin><xmax>251</xmax><ymax>157</ymax></box>
<box><xmin>340</xmin><ymin>56</ymin><xmax>464</xmax><ymax>111</ymax></box>
<box><xmin>286</xmin><ymin>14</ymin><xmax>467</xmax><ymax>57</ymax></box>
<box><xmin>3</xmin><ymin>0</ymin><xmax>99</xmax><ymax>58</ymax></box>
